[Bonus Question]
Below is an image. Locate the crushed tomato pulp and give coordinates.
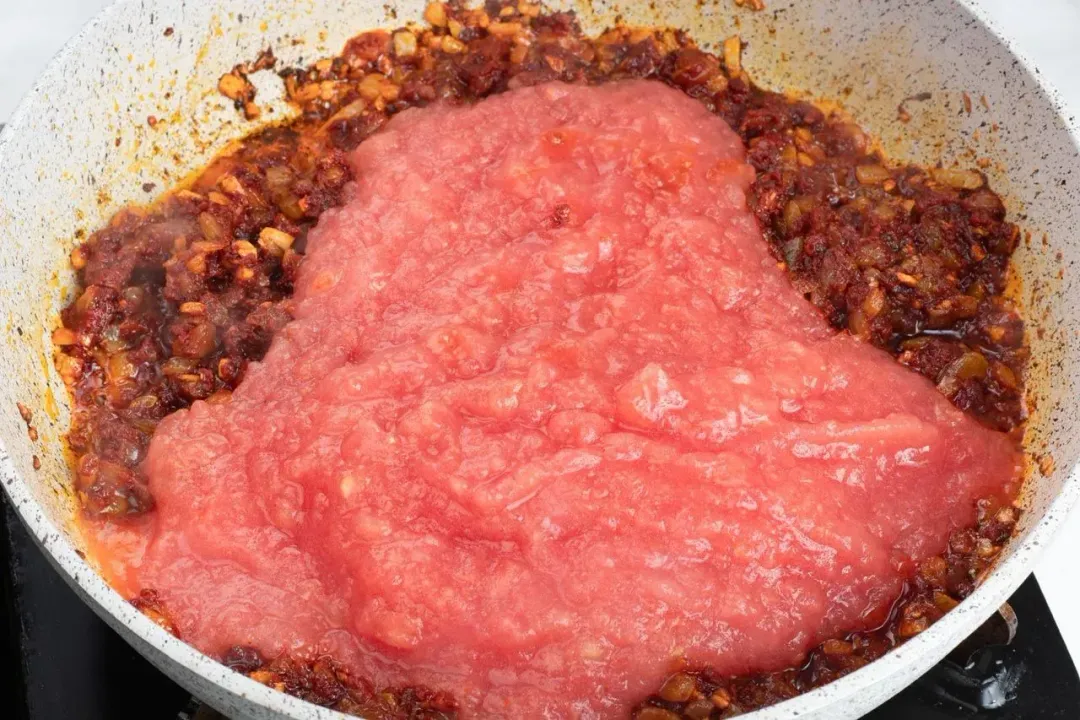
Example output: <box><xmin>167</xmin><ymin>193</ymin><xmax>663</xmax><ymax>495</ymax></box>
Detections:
<box><xmin>84</xmin><ymin>81</ymin><xmax>1021</xmax><ymax>718</ymax></box>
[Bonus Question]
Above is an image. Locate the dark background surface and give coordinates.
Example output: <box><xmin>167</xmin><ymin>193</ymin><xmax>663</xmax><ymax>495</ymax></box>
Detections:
<box><xmin>3</xmin><ymin>488</ymin><xmax>1079</xmax><ymax>719</ymax></box>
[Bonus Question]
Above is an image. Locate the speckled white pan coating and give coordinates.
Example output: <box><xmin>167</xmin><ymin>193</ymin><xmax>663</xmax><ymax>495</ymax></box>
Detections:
<box><xmin>0</xmin><ymin>1</ymin><xmax>1078</xmax><ymax>718</ymax></box>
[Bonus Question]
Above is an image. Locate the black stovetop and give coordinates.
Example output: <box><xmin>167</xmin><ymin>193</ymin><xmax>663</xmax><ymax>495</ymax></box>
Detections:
<box><xmin>3</xmin><ymin>492</ymin><xmax>1078</xmax><ymax>719</ymax></box>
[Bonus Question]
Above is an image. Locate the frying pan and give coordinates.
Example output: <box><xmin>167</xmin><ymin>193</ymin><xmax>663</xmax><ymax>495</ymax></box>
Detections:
<box><xmin>1</xmin><ymin>1</ymin><xmax>1078</xmax><ymax>718</ymax></box>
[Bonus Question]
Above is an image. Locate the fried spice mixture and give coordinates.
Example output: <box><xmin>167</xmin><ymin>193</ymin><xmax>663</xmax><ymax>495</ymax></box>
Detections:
<box><xmin>54</xmin><ymin>2</ymin><xmax>1024</xmax><ymax>717</ymax></box>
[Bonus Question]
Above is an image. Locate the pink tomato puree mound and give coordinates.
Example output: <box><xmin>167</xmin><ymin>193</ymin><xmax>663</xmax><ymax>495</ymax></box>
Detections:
<box><xmin>89</xmin><ymin>80</ymin><xmax>1020</xmax><ymax>717</ymax></box>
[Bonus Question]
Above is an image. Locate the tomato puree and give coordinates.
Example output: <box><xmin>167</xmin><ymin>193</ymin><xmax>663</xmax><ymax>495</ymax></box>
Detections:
<box><xmin>88</xmin><ymin>81</ymin><xmax>1020</xmax><ymax>717</ymax></box>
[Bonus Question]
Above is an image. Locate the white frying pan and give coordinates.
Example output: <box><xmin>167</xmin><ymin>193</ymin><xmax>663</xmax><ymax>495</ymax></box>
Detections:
<box><xmin>1</xmin><ymin>1</ymin><xmax>1078</xmax><ymax>717</ymax></box>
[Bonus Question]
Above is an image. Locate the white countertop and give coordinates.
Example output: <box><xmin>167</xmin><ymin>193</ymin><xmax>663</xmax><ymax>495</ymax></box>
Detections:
<box><xmin>3</xmin><ymin>0</ymin><xmax>1079</xmax><ymax>673</ymax></box>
